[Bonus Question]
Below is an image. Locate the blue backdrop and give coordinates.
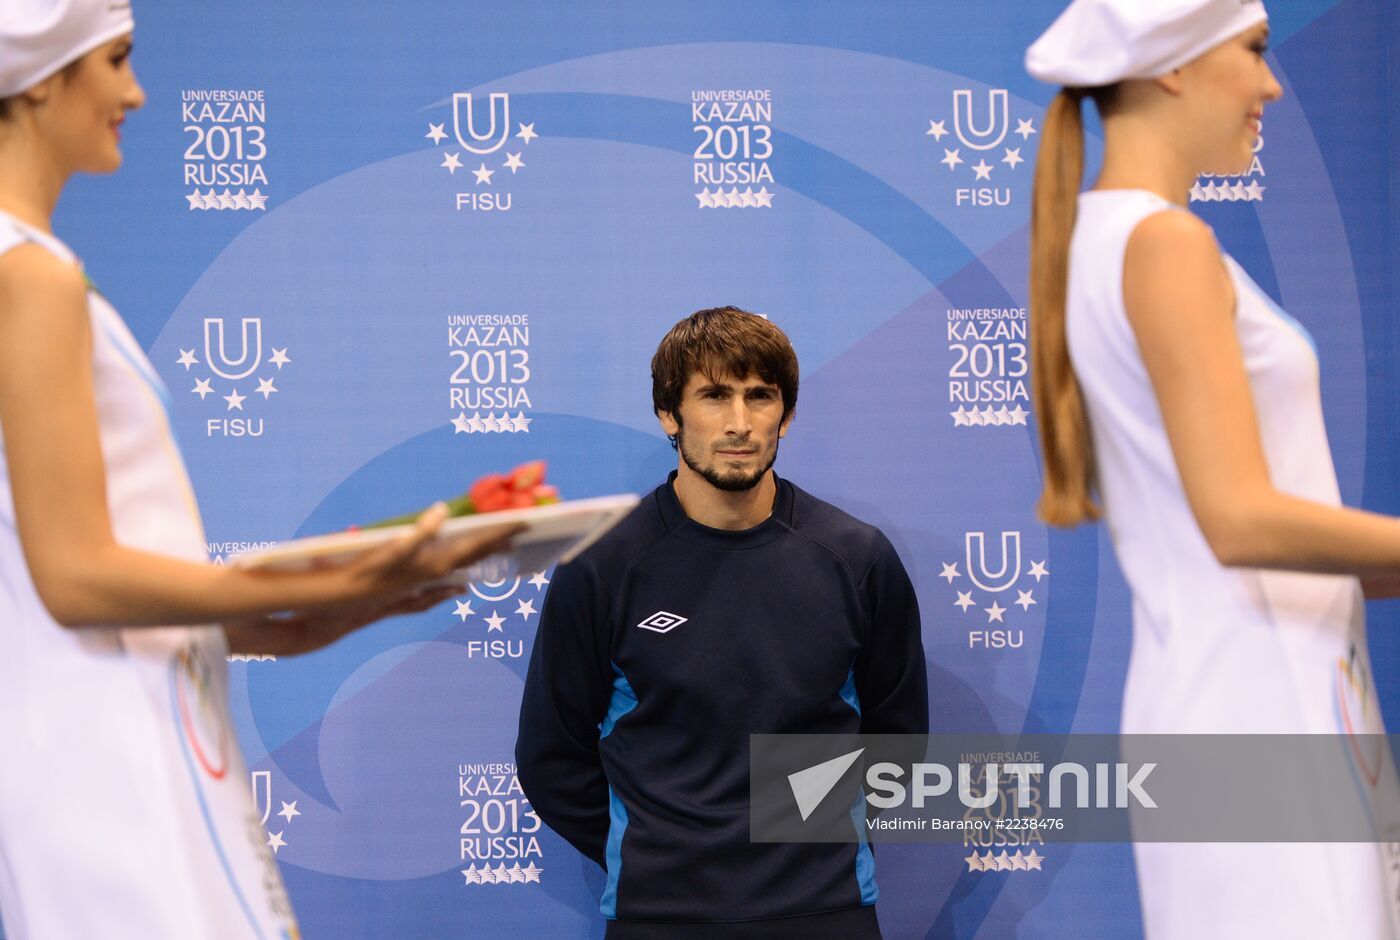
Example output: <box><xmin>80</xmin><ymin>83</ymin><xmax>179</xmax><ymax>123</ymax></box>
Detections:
<box><xmin>33</xmin><ymin>1</ymin><xmax>1400</xmax><ymax>936</ymax></box>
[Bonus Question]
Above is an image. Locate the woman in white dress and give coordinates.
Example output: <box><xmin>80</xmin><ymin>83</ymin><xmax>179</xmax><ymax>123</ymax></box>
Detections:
<box><xmin>0</xmin><ymin>2</ymin><xmax>515</xmax><ymax>937</ymax></box>
<box><xmin>1026</xmin><ymin>0</ymin><xmax>1399</xmax><ymax>936</ymax></box>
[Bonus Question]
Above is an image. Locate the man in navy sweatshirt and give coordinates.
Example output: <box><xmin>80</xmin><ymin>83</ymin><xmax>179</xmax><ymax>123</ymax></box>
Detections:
<box><xmin>516</xmin><ymin>306</ymin><xmax>929</xmax><ymax>939</ymax></box>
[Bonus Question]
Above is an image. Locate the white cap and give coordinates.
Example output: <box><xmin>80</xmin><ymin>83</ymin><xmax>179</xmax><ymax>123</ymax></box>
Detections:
<box><xmin>1026</xmin><ymin>0</ymin><xmax>1267</xmax><ymax>87</ymax></box>
<box><xmin>0</xmin><ymin>0</ymin><xmax>134</xmax><ymax>98</ymax></box>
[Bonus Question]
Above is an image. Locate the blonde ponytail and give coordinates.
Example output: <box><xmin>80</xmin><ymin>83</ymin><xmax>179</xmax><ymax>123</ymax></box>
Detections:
<box><xmin>1030</xmin><ymin>88</ymin><xmax>1099</xmax><ymax>526</ymax></box>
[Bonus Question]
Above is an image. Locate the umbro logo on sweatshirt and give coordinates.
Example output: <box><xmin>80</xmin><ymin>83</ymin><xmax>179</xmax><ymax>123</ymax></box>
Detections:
<box><xmin>636</xmin><ymin>611</ymin><xmax>688</xmax><ymax>634</ymax></box>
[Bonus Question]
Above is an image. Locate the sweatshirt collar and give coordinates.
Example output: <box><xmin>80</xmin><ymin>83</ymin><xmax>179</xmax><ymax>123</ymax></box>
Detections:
<box><xmin>653</xmin><ymin>469</ymin><xmax>793</xmax><ymax>550</ymax></box>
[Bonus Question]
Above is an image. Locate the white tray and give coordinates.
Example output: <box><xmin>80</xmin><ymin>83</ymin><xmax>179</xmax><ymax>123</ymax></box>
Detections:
<box><xmin>231</xmin><ymin>494</ymin><xmax>640</xmax><ymax>585</ymax></box>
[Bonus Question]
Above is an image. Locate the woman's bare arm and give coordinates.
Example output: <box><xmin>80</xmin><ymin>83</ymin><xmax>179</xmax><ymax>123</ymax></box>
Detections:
<box><xmin>1123</xmin><ymin>211</ymin><xmax>1400</xmax><ymax>598</ymax></box>
<box><xmin>0</xmin><ymin>245</ymin><xmax>516</xmax><ymax>629</ymax></box>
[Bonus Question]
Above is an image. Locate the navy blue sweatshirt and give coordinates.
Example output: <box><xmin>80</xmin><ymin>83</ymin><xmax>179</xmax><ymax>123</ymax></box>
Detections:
<box><xmin>516</xmin><ymin>474</ymin><xmax>928</xmax><ymax>926</ymax></box>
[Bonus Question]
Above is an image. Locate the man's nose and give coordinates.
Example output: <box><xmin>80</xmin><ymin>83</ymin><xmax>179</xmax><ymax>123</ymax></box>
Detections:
<box><xmin>725</xmin><ymin>400</ymin><xmax>754</xmax><ymax>436</ymax></box>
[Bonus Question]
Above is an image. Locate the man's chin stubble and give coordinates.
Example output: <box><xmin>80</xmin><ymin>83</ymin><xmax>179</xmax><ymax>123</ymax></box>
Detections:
<box><xmin>678</xmin><ymin>436</ymin><xmax>776</xmax><ymax>493</ymax></box>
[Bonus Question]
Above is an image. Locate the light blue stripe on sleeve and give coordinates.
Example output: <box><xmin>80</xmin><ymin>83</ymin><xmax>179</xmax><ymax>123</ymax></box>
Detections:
<box><xmin>599</xmin><ymin>664</ymin><xmax>638</xmax><ymax>918</ymax></box>
<box><xmin>600</xmin><ymin>786</ymin><xmax>630</xmax><ymax>919</ymax></box>
<box><xmin>840</xmin><ymin>665</ymin><xmax>879</xmax><ymax>905</ymax></box>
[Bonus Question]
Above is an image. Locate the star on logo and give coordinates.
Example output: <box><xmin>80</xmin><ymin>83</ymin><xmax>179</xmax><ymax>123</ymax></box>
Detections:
<box><xmin>510</xmin><ymin>411</ymin><xmax>532</xmax><ymax>433</ymax></box>
<box><xmin>482</xmin><ymin>412</ymin><xmax>502</xmax><ymax>433</ymax></box>
<box><xmin>985</xmin><ymin>602</ymin><xmax>1006</xmax><ymax>623</ymax></box>
<box><xmin>468</xmin><ymin>412</ymin><xmax>488</xmax><ymax>433</ymax></box>
<box><xmin>452</xmin><ymin>411</ymin><xmax>474</xmax><ymax>434</ymax></box>
<box><xmin>971</xmin><ymin>160</ymin><xmax>994</xmax><ymax>181</ymax></box>
<box><xmin>278</xmin><ymin>801</ymin><xmax>301</xmax><ymax>823</ymax></box>
<box><xmin>232</xmin><ymin>190</ymin><xmax>252</xmax><ymax>210</ymax></box>
<box><xmin>1015</xmin><ymin>118</ymin><xmax>1037</xmax><ymax>140</ymax></box>
<box><xmin>477</xmin><ymin>865</ymin><xmax>497</xmax><ymax>884</ymax></box>
<box><xmin>515</xmin><ymin>598</ymin><xmax>537</xmax><ymax>621</ymax></box>
<box><xmin>255</xmin><ymin>377</ymin><xmax>278</xmax><ymax>399</ymax></box>
<box><xmin>462</xmin><ymin>865</ymin><xmax>482</xmax><ymax>885</ymax></box>
<box><xmin>1027</xmin><ymin>560</ymin><xmax>1049</xmax><ymax>582</ymax></box>
<box><xmin>950</xmin><ymin>406</ymin><xmax>970</xmax><ymax>427</ymax></box>
<box><xmin>964</xmin><ymin>851</ymin><xmax>984</xmax><ymax>871</ymax></box>
<box><xmin>453</xmin><ymin>599</ymin><xmax>475</xmax><ymax>622</ymax></box>
<box><xmin>176</xmin><ymin>349</ymin><xmax>199</xmax><ymax>369</ymax></box>
<box><xmin>695</xmin><ymin>188</ymin><xmax>715</xmax><ymax>208</ymax></box>
<box><xmin>268</xmin><ymin>347</ymin><xmax>291</xmax><ymax>368</ymax></box>
<box><xmin>218</xmin><ymin>189</ymin><xmax>237</xmax><ymax>210</ymax></box>
<box><xmin>1014</xmin><ymin>589</ymin><xmax>1036</xmax><ymax>611</ymax></box>
<box><xmin>1024</xmin><ymin>849</ymin><xmax>1045</xmax><ymax>870</ymax></box>
<box><xmin>954</xmin><ymin>591</ymin><xmax>976</xmax><ymax>612</ymax></box>
<box><xmin>528</xmin><ymin>571</ymin><xmax>550</xmax><ymax>590</ymax></box>
<box><xmin>192</xmin><ymin>378</ymin><xmax>214</xmax><ymax>399</ymax></box>
<box><xmin>484</xmin><ymin>611</ymin><xmax>506</xmax><ymax>633</ymax></box>
<box><xmin>1244</xmin><ymin>180</ymin><xmax>1265</xmax><ymax>201</ymax></box>
<box><xmin>247</xmin><ymin>189</ymin><xmax>268</xmax><ymax>211</ymax></box>
<box><xmin>926</xmin><ymin>119</ymin><xmax>948</xmax><ymax>140</ymax></box>
<box><xmin>472</xmin><ymin>163</ymin><xmax>495</xmax><ymax>185</ymax></box>
<box><xmin>521</xmin><ymin>862</ymin><xmax>543</xmax><ymax>883</ymax></box>
<box><xmin>266</xmin><ymin>830</ymin><xmax>287</xmax><ymax>854</ymax></box>
<box><xmin>223</xmin><ymin>389</ymin><xmax>246</xmax><ymax>411</ymax></box>
<box><xmin>1008</xmin><ymin>850</ymin><xmax>1028</xmax><ymax>871</ymax></box>
<box><xmin>941</xmin><ymin>148</ymin><xmax>964</xmax><ymax>170</ymax></box>
<box><xmin>441</xmin><ymin>152</ymin><xmax>463</xmax><ymax>174</ymax></box>
<box><xmin>753</xmin><ymin>187</ymin><xmax>774</xmax><ymax>208</ymax></box>
<box><xmin>515</xmin><ymin>122</ymin><xmax>538</xmax><ymax>145</ymax></box>
<box><xmin>1007</xmin><ymin>404</ymin><xmax>1029</xmax><ymax>425</ymax></box>
<box><xmin>503</xmin><ymin>152</ymin><xmax>525</xmax><ymax>173</ymax></box>
<box><xmin>939</xmin><ymin>563</ymin><xmax>960</xmax><ymax>583</ymax></box>
<box><xmin>981</xmin><ymin>851</ymin><xmax>998</xmax><ymax>870</ymax></box>
<box><xmin>1002</xmin><ymin>147</ymin><xmax>1024</xmax><ymax>169</ymax></box>
<box><xmin>426</xmin><ymin>122</ymin><xmax>448</xmax><ymax>144</ymax></box>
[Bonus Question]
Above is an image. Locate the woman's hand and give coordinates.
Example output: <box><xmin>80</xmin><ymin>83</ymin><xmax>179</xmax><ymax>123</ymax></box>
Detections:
<box><xmin>223</xmin><ymin>583</ymin><xmax>462</xmax><ymax>657</ymax></box>
<box><xmin>331</xmin><ymin>502</ymin><xmax>524</xmax><ymax>601</ymax></box>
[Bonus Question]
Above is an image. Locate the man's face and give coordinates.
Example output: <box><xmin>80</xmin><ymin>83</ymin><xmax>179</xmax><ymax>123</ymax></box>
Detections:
<box><xmin>659</xmin><ymin>370</ymin><xmax>791</xmax><ymax>493</ymax></box>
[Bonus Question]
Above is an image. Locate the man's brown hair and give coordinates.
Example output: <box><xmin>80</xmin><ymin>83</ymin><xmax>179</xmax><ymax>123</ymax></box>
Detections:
<box><xmin>651</xmin><ymin>306</ymin><xmax>799</xmax><ymax>427</ymax></box>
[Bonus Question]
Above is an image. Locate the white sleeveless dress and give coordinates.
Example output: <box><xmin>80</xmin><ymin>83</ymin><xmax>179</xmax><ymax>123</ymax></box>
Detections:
<box><xmin>1066</xmin><ymin>189</ymin><xmax>1399</xmax><ymax>938</ymax></box>
<box><xmin>0</xmin><ymin>212</ymin><xmax>299</xmax><ymax>939</ymax></box>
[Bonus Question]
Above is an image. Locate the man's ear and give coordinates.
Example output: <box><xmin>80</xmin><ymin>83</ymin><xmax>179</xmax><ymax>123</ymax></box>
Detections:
<box><xmin>657</xmin><ymin>409</ymin><xmax>680</xmax><ymax>437</ymax></box>
<box><xmin>778</xmin><ymin>409</ymin><xmax>795</xmax><ymax>439</ymax></box>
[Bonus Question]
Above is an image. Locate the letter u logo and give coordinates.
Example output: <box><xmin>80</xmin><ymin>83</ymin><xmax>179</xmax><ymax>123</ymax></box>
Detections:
<box><xmin>203</xmin><ymin>317</ymin><xmax>263</xmax><ymax>380</ymax></box>
<box><xmin>965</xmin><ymin>531</ymin><xmax>1021</xmax><ymax>592</ymax></box>
<box><xmin>952</xmin><ymin>89</ymin><xmax>1009</xmax><ymax>151</ymax></box>
<box><xmin>453</xmin><ymin>92</ymin><xmax>511</xmax><ymax>154</ymax></box>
